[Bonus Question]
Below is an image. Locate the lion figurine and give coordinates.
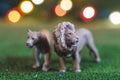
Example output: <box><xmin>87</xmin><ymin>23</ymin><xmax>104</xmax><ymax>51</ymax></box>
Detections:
<box><xmin>26</xmin><ymin>29</ymin><xmax>51</xmax><ymax>71</ymax></box>
<box><xmin>53</xmin><ymin>22</ymin><xmax>101</xmax><ymax>72</ymax></box>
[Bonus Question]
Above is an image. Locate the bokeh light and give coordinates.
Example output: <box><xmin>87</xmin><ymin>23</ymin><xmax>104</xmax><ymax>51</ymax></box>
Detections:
<box><xmin>60</xmin><ymin>0</ymin><xmax>72</xmax><ymax>11</ymax></box>
<box><xmin>55</xmin><ymin>4</ymin><xmax>67</xmax><ymax>17</ymax></box>
<box><xmin>20</xmin><ymin>1</ymin><xmax>34</xmax><ymax>14</ymax></box>
<box><xmin>80</xmin><ymin>6</ymin><xmax>96</xmax><ymax>21</ymax></box>
<box><xmin>109</xmin><ymin>11</ymin><xmax>120</xmax><ymax>25</ymax></box>
<box><xmin>6</xmin><ymin>9</ymin><xmax>21</xmax><ymax>23</ymax></box>
<box><xmin>32</xmin><ymin>0</ymin><xmax>44</xmax><ymax>5</ymax></box>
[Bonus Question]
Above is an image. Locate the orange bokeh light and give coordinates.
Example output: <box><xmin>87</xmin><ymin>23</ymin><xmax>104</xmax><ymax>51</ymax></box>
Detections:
<box><xmin>6</xmin><ymin>9</ymin><xmax>21</xmax><ymax>23</ymax></box>
<box><xmin>55</xmin><ymin>4</ymin><xmax>67</xmax><ymax>17</ymax></box>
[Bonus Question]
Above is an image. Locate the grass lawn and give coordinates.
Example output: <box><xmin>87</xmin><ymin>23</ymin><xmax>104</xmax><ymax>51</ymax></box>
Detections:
<box><xmin>0</xmin><ymin>19</ymin><xmax>120</xmax><ymax>80</ymax></box>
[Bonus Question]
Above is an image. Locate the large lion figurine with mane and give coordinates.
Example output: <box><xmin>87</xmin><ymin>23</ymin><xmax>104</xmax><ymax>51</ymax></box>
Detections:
<box><xmin>53</xmin><ymin>21</ymin><xmax>101</xmax><ymax>72</ymax></box>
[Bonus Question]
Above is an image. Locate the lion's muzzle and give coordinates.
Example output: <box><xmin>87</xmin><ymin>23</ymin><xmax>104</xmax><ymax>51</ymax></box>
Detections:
<box><xmin>72</xmin><ymin>37</ymin><xmax>79</xmax><ymax>46</ymax></box>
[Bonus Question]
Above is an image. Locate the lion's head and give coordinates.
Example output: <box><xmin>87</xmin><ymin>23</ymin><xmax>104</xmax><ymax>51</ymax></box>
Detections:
<box><xmin>53</xmin><ymin>22</ymin><xmax>79</xmax><ymax>51</ymax></box>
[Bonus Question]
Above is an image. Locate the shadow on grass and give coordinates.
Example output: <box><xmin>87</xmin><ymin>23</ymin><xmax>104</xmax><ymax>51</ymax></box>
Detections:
<box><xmin>0</xmin><ymin>56</ymin><xmax>37</xmax><ymax>72</ymax></box>
<box><xmin>0</xmin><ymin>56</ymin><xmax>99</xmax><ymax>72</ymax></box>
<box><xmin>0</xmin><ymin>56</ymin><xmax>61</xmax><ymax>72</ymax></box>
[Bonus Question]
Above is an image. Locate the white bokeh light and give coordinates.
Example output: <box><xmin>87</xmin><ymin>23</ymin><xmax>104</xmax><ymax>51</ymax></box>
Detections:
<box><xmin>32</xmin><ymin>0</ymin><xmax>44</xmax><ymax>5</ymax></box>
<box><xmin>60</xmin><ymin>0</ymin><xmax>72</xmax><ymax>11</ymax></box>
<box><xmin>109</xmin><ymin>11</ymin><xmax>120</xmax><ymax>25</ymax></box>
<box><xmin>83</xmin><ymin>6</ymin><xmax>95</xmax><ymax>19</ymax></box>
<box><xmin>20</xmin><ymin>1</ymin><xmax>34</xmax><ymax>14</ymax></box>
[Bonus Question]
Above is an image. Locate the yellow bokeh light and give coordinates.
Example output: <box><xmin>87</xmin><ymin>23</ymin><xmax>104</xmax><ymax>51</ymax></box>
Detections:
<box><xmin>55</xmin><ymin>4</ymin><xmax>67</xmax><ymax>17</ymax></box>
<box><xmin>20</xmin><ymin>1</ymin><xmax>34</xmax><ymax>14</ymax></box>
<box><xmin>7</xmin><ymin>10</ymin><xmax>21</xmax><ymax>23</ymax></box>
<box><xmin>109</xmin><ymin>11</ymin><xmax>120</xmax><ymax>25</ymax></box>
<box><xmin>32</xmin><ymin>0</ymin><xmax>44</xmax><ymax>5</ymax></box>
<box><xmin>60</xmin><ymin>0</ymin><xmax>72</xmax><ymax>11</ymax></box>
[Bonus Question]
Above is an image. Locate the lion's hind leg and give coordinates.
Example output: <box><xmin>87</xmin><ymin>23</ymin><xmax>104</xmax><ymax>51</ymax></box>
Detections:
<box><xmin>86</xmin><ymin>33</ymin><xmax>101</xmax><ymax>62</ymax></box>
<box><xmin>42</xmin><ymin>52</ymin><xmax>51</xmax><ymax>71</ymax></box>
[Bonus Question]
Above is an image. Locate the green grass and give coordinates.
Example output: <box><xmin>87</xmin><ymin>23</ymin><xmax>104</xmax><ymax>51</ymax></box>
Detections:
<box><xmin>0</xmin><ymin>19</ymin><xmax>120</xmax><ymax>80</ymax></box>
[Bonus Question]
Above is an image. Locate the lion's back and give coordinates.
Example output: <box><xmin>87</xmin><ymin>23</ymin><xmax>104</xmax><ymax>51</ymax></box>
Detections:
<box><xmin>38</xmin><ymin>30</ymin><xmax>51</xmax><ymax>53</ymax></box>
<box><xmin>76</xmin><ymin>28</ymin><xmax>93</xmax><ymax>45</ymax></box>
<box><xmin>76</xmin><ymin>28</ymin><xmax>91</xmax><ymax>36</ymax></box>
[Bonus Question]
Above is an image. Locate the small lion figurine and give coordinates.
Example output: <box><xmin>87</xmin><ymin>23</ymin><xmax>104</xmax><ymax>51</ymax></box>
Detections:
<box><xmin>26</xmin><ymin>29</ymin><xmax>51</xmax><ymax>71</ymax></box>
<box><xmin>53</xmin><ymin>22</ymin><xmax>101</xmax><ymax>72</ymax></box>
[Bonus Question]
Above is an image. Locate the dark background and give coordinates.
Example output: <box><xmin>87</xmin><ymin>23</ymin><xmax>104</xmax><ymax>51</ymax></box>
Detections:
<box><xmin>0</xmin><ymin>0</ymin><xmax>120</xmax><ymax>21</ymax></box>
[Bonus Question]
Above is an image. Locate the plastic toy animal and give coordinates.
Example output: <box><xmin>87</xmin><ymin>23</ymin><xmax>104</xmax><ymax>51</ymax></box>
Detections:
<box><xmin>53</xmin><ymin>22</ymin><xmax>101</xmax><ymax>72</ymax></box>
<box><xmin>26</xmin><ymin>29</ymin><xmax>51</xmax><ymax>71</ymax></box>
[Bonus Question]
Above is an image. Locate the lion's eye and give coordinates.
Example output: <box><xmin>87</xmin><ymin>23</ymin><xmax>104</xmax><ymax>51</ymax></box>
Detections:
<box><xmin>68</xmin><ymin>33</ymin><xmax>72</xmax><ymax>35</ymax></box>
<box><xmin>32</xmin><ymin>38</ymin><xmax>35</xmax><ymax>40</ymax></box>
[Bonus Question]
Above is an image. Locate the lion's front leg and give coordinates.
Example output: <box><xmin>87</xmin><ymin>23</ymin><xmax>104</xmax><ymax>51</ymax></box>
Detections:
<box><xmin>32</xmin><ymin>47</ymin><xmax>40</xmax><ymax>69</ymax></box>
<box><xmin>58</xmin><ymin>56</ymin><xmax>66</xmax><ymax>72</ymax></box>
<box><xmin>72</xmin><ymin>52</ymin><xmax>81</xmax><ymax>72</ymax></box>
<box><xmin>42</xmin><ymin>52</ymin><xmax>51</xmax><ymax>71</ymax></box>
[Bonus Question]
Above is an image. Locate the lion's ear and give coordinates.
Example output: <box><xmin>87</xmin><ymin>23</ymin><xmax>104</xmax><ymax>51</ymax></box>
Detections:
<box><xmin>27</xmin><ymin>29</ymin><xmax>33</xmax><ymax>35</ymax></box>
<box><xmin>65</xmin><ymin>22</ymin><xmax>75</xmax><ymax>31</ymax></box>
<box><xmin>69</xmin><ymin>24</ymin><xmax>75</xmax><ymax>30</ymax></box>
<box><xmin>28</xmin><ymin>29</ymin><xmax>32</xmax><ymax>33</ymax></box>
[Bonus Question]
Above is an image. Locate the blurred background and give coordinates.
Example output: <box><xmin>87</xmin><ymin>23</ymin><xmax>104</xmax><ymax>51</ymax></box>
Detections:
<box><xmin>0</xmin><ymin>0</ymin><xmax>120</xmax><ymax>24</ymax></box>
<box><xmin>0</xmin><ymin>0</ymin><xmax>120</xmax><ymax>79</ymax></box>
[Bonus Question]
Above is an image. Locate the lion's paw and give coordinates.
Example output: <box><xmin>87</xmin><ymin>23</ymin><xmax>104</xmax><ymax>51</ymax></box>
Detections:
<box><xmin>60</xmin><ymin>68</ymin><xmax>66</xmax><ymax>72</ymax></box>
<box><xmin>32</xmin><ymin>64</ymin><xmax>40</xmax><ymax>69</ymax></box>
<box><xmin>95</xmin><ymin>57</ymin><xmax>101</xmax><ymax>63</ymax></box>
<box><xmin>74</xmin><ymin>68</ymin><xmax>81</xmax><ymax>72</ymax></box>
<box><xmin>42</xmin><ymin>65</ymin><xmax>49</xmax><ymax>72</ymax></box>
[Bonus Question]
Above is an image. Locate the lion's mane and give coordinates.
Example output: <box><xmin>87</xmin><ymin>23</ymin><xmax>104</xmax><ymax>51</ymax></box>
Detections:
<box><xmin>53</xmin><ymin>22</ymin><xmax>75</xmax><ymax>51</ymax></box>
